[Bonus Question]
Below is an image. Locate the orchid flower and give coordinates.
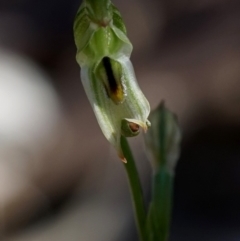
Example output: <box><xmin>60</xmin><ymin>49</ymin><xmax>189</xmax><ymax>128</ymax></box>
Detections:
<box><xmin>73</xmin><ymin>0</ymin><xmax>150</xmax><ymax>162</ymax></box>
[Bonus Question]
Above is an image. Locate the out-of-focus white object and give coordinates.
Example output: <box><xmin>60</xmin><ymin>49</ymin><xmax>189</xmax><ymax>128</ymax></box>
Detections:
<box><xmin>0</xmin><ymin>50</ymin><xmax>60</xmax><ymax>149</ymax></box>
<box><xmin>0</xmin><ymin>49</ymin><xmax>62</xmax><ymax>232</ymax></box>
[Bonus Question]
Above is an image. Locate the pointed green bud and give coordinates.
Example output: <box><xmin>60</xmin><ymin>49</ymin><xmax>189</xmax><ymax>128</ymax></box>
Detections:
<box><xmin>74</xmin><ymin>0</ymin><xmax>150</xmax><ymax>162</ymax></box>
<box><xmin>144</xmin><ymin>102</ymin><xmax>181</xmax><ymax>174</ymax></box>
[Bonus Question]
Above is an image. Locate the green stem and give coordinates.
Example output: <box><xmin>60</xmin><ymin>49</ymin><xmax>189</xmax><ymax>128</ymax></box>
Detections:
<box><xmin>151</xmin><ymin>169</ymin><xmax>173</xmax><ymax>241</ymax></box>
<box><xmin>121</xmin><ymin>136</ymin><xmax>147</xmax><ymax>241</ymax></box>
<box><xmin>153</xmin><ymin>102</ymin><xmax>173</xmax><ymax>241</ymax></box>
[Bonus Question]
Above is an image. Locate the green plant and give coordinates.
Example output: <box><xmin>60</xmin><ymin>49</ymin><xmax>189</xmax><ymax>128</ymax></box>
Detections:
<box><xmin>73</xmin><ymin>1</ymin><xmax>181</xmax><ymax>240</ymax></box>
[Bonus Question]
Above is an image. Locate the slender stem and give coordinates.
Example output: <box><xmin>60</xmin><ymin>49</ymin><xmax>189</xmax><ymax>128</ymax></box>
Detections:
<box><xmin>151</xmin><ymin>169</ymin><xmax>173</xmax><ymax>241</ymax></box>
<box><xmin>154</xmin><ymin>103</ymin><xmax>173</xmax><ymax>241</ymax></box>
<box><xmin>121</xmin><ymin>136</ymin><xmax>147</xmax><ymax>241</ymax></box>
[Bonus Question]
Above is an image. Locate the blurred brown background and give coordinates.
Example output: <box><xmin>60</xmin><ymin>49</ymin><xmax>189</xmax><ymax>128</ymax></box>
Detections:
<box><xmin>0</xmin><ymin>0</ymin><xmax>240</xmax><ymax>240</ymax></box>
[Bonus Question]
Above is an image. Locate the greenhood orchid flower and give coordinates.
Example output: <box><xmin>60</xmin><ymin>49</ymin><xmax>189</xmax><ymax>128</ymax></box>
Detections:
<box><xmin>73</xmin><ymin>0</ymin><xmax>150</xmax><ymax>162</ymax></box>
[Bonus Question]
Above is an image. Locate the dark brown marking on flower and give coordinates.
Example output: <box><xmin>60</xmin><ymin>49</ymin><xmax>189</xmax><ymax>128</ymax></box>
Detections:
<box><xmin>98</xmin><ymin>19</ymin><xmax>111</xmax><ymax>27</ymax></box>
<box><xmin>129</xmin><ymin>122</ymin><xmax>140</xmax><ymax>133</ymax></box>
<box><xmin>102</xmin><ymin>57</ymin><xmax>118</xmax><ymax>94</ymax></box>
<box><xmin>100</xmin><ymin>56</ymin><xmax>124</xmax><ymax>104</ymax></box>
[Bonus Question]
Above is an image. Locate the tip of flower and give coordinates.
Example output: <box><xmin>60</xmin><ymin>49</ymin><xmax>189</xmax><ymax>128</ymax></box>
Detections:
<box><xmin>138</xmin><ymin>121</ymin><xmax>149</xmax><ymax>133</ymax></box>
<box><xmin>119</xmin><ymin>153</ymin><xmax>127</xmax><ymax>163</ymax></box>
<box><xmin>121</xmin><ymin>157</ymin><xmax>127</xmax><ymax>163</ymax></box>
<box><xmin>141</xmin><ymin>123</ymin><xmax>148</xmax><ymax>133</ymax></box>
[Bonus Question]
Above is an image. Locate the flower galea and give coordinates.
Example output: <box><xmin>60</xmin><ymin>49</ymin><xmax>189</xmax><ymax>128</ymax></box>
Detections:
<box><xmin>73</xmin><ymin>0</ymin><xmax>150</xmax><ymax>162</ymax></box>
